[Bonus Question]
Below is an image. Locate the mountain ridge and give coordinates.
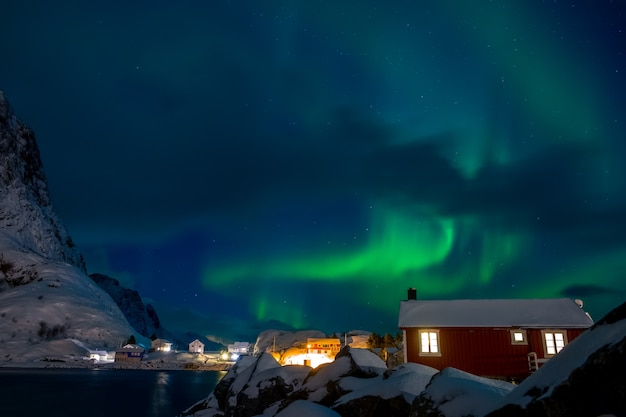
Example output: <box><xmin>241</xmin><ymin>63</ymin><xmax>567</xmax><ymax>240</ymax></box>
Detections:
<box><xmin>0</xmin><ymin>91</ymin><xmax>85</xmax><ymax>271</ymax></box>
<box><xmin>0</xmin><ymin>91</ymin><xmax>137</xmax><ymax>361</ymax></box>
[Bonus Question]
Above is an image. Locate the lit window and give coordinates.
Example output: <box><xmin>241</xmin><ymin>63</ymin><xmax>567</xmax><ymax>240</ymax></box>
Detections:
<box><xmin>419</xmin><ymin>330</ymin><xmax>440</xmax><ymax>356</ymax></box>
<box><xmin>542</xmin><ymin>330</ymin><xmax>568</xmax><ymax>356</ymax></box>
<box><xmin>510</xmin><ymin>329</ymin><xmax>527</xmax><ymax>345</ymax></box>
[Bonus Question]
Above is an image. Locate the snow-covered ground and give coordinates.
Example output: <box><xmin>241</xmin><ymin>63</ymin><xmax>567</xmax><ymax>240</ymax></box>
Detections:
<box><xmin>183</xmin><ymin>313</ymin><xmax>626</xmax><ymax>417</ymax></box>
<box><xmin>0</xmin><ymin>238</ymin><xmax>141</xmax><ymax>365</ymax></box>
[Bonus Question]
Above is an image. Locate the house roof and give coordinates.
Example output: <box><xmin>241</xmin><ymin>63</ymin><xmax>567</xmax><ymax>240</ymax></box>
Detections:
<box><xmin>118</xmin><ymin>344</ymin><xmax>145</xmax><ymax>352</ymax></box>
<box><xmin>398</xmin><ymin>298</ymin><xmax>594</xmax><ymax>329</ymax></box>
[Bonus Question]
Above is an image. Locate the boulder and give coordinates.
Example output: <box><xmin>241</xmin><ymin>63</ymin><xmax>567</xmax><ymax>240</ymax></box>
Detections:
<box><xmin>234</xmin><ymin>365</ymin><xmax>310</xmax><ymax>417</ymax></box>
<box><xmin>294</xmin><ymin>347</ymin><xmax>387</xmax><ymax>406</ymax></box>
<box><xmin>410</xmin><ymin>367</ymin><xmax>514</xmax><ymax>417</ymax></box>
<box><xmin>331</xmin><ymin>363</ymin><xmax>439</xmax><ymax>417</ymax></box>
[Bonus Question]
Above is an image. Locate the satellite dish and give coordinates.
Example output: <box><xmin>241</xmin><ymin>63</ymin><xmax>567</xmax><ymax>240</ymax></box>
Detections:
<box><xmin>574</xmin><ymin>299</ymin><xmax>584</xmax><ymax>308</ymax></box>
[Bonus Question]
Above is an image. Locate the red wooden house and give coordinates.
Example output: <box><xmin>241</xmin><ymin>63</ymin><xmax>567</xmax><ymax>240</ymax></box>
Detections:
<box><xmin>398</xmin><ymin>290</ymin><xmax>593</xmax><ymax>381</ymax></box>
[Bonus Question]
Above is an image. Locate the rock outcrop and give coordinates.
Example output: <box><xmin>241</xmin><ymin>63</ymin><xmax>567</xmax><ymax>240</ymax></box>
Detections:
<box><xmin>0</xmin><ymin>91</ymin><xmax>84</xmax><ymax>271</ymax></box>
<box><xmin>182</xmin><ymin>347</ymin><xmax>438</xmax><ymax>417</ymax></box>
<box><xmin>0</xmin><ymin>91</ymin><xmax>136</xmax><ymax>361</ymax></box>
<box><xmin>89</xmin><ymin>273</ymin><xmax>173</xmax><ymax>341</ymax></box>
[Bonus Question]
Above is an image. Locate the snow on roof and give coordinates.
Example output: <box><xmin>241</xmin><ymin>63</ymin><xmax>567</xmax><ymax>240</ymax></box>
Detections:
<box><xmin>398</xmin><ymin>298</ymin><xmax>594</xmax><ymax>328</ymax></box>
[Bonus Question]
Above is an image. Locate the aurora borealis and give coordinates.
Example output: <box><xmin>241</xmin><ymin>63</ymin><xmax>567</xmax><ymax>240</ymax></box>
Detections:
<box><xmin>1</xmin><ymin>1</ymin><xmax>625</xmax><ymax>343</ymax></box>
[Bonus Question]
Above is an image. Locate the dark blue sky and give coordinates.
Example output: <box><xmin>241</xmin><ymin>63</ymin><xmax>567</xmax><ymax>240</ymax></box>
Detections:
<box><xmin>1</xmin><ymin>1</ymin><xmax>625</xmax><ymax>343</ymax></box>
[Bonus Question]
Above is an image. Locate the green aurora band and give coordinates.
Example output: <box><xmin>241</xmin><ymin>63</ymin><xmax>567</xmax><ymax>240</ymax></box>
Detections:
<box><xmin>202</xmin><ymin>205</ymin><xmax>529</xmax><ymax>327</ymax></box>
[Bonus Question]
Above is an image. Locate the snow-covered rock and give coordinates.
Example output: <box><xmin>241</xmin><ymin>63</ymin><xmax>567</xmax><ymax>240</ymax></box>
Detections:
<box><xmin>184</xmin><ymin>317</ymin><xmax>625</xmax><ymax>417</ymax></box>
<box><xmin>0</xmin><ymin>91</ymin><xmax>137</xmax><ymax>362</ymax></box>
<box><xmin>236</xmin><ymin>364</ymin><xmax>310</xmax><ymax>417</ymax></box>
<box><xmin>487</xmin><ymin>301</ymin><xmax>626</xmax><ymax>417</ymax></box>
<box><xmin>295</xmin><ymin>347</ymin><xmax>387</xmax><ymax>406</ymax></box>
<box><xmin>410</xmin><ymin>367</ymin><xmax>515</xmax><ymax>417</ymax></box>
<box><xmin>184</xmin><ymin>343</ymin><xmax>438</xmax><ymax>417</ymax></box>
<box><xmin>335</xmin><ymin>362</ymin><xmax>438</xmax><ymax>406</ymax></box>
<box><xmin>183</xmin><ymin>353</ymin><xmax>289</xmax><ymax>416</ymax></box>
<box><xmin>330</xmin><ymin>362</ymin><xmax>438</xmax><ymax>417</ymax></box>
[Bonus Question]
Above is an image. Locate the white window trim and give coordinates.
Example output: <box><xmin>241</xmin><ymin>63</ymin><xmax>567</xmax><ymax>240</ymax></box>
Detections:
<box><xmin>418</xmin><ymin>329</ymin><xmax>441</xmax><ymax>357</ymax></box>
<box><xmin>510</xmin><ymin>329</ymin><xmax>528</xmax><ymax>345</ymax></box>
<box><xmin>541</xmin><ymin>329</ymin><xmax>568</xmax><ymax>357</ymax></box>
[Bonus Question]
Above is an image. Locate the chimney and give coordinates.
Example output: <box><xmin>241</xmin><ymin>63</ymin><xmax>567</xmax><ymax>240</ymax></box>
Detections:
<box><xmin>407</xmin><ymin>288</ymin><xmax>417</xmax><ymax>300</ymax></box>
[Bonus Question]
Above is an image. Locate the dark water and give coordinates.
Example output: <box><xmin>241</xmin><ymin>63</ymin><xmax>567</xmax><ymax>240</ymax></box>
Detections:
<box><xmin>0</xmin><ymin>368</ymin><xmax>225</xmax><ymax>417</ymax></box>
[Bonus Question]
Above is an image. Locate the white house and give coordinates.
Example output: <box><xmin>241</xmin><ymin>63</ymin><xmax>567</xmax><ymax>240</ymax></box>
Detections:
<box><xmin>189</xmin><ymin>339</ymin><xmax>205</xmax><ymax>353</ymax></box>
<box><xmin>151</xmin><ymin>338</ymin><xmax>173</xmax><ymax>352</ymax></box>
<box><xmin>228</xmin><ymin>341</ymin><xmax>251</xmax><ymax>354</ymax></box>
<box><xmin>88</xmin><ymin>349</ymin><xmax>110</xmax><ymax>362</ymax></box>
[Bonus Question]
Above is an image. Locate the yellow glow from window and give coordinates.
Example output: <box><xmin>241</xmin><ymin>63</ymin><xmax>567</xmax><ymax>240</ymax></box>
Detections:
<box><xmin>421</xmin><ymin>332</ymin><xmax>429</xmax><ymax>353</ymax></box>
<box><xmin>420</xmin><ymin>331</ymin><xmax>439</xmax><ymax>353</ymax></box>
<box><xmin>555</xmin><ymin>333</ymin><xmax>565</xmax><ymax>352</ymax></box>
<box><xmin>545</xmin><ymin>333</ymin><xmax>556</xmax><ymax>355</ymax></box>
<box><xmin>282</xmin><ymin>352</ymin><xmax>334</xmax><ymax>368</ymax></box>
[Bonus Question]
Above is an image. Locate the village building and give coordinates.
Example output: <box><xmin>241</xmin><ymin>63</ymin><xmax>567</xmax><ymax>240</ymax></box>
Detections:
<box><xmin>151</xmin><ymin>338</ymin><xmax>173</xmax><ymax>352</ymax></box>
<box><xmin>228</xmin><ymin>342</ymin><xmax>251</xmax><ymax>355</ymax></box>
<box><xmin>189</xmin><ymin>338</ymin><xmax>205</xmax><ymax>354</ymax></box>
<box><xmin>87</xmin><ymin>349</ymin><xmax>110</xmax><ymax>362</ymax></box>
<box><xmin>398</xmin><ymin>289</ymin><xmax>594</xmax><ymax>381</ymax></box>
<box><xmin>306</xmin><ymin>338</ymin><xmax>341</xmax><ymax>356</ymax></box>
<box><xmin>114</xmin><ymin>344</ymin><xmax>145</xmax><ymax>362</ymax></box>
<box><xmin>281</xmin><ymin>337</ymin><xmax>342</xmax><ymax>368</ymax></box>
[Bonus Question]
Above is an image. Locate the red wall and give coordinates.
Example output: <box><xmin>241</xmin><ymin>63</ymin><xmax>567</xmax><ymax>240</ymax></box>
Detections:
<box><xmin>403</xmin><ymin>327</ymin><xmax>586</xmax><ymax>380</ymax></box>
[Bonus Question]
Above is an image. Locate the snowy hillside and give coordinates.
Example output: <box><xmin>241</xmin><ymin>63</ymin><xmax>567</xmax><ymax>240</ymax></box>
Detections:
<box><xmin>0</xmin><ymin>243</ymin><xmax>138</xmax><ymax>363</ymax></box>
<box><xmin>0</xmin><ymin>91</ymin><xmax>136</xmax><ymax>363</ymax></box>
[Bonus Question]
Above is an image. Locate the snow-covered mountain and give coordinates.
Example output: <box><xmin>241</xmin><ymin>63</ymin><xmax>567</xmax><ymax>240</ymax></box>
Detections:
<box><xmin>0</xmin><ymin>91</ymin><xmax>137</xmax><ymax>363</ymax></box>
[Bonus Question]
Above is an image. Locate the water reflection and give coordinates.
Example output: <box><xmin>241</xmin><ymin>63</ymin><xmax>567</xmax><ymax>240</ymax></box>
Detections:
<box><xmin>0</xmin><ymin>369</ymin><xmax>224</xmax><ymax>417</ymax></box>
<box><xmin>151</xmin><ymin>372</ymin><xmax>172</xmax><ymax>415</ymax></box>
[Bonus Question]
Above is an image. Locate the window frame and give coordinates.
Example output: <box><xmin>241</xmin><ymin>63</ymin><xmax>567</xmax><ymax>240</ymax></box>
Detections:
<box><xmin>418</xmin><ymin>329</ymin><xmax>441</xmax><ymax>357</ymax></box>
<box><xmin>541</xmin><ymin>329</ymin><xmax>568</xmax><ymax>357</ymax></box>
<box><xmin>510</xmin><ymin>329</ymin><xmax>528</xmax><ymax>345</ymax></box>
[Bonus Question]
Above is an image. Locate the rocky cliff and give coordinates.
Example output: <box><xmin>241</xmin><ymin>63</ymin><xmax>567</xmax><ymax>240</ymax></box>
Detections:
<box><xmin>0</xmin><ymin>91</ymin><xmax>136</xmax><ymax>362</ymax></box>
<box><xmin>0</xmin><ymin>91</ymin><xmax>84</xmax><ymax>271</ymax></box>
<box><xmin>90</xmin><ymin>272</ymin><xmax>173</xmax><ymax>341</ymax></box>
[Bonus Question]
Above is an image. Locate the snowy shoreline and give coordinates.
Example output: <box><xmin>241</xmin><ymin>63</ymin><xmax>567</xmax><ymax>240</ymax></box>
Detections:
<box><xmin>0</xmin><ymin>358</ymin><xmax>233</xmax><ymax>371</ymax></box>
<box><xmin>0</xmin><ymin>347</ymin><xmax>235</xmax><ymax>371</ymax></box>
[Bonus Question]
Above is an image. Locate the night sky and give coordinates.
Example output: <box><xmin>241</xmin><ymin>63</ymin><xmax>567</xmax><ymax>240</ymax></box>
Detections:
<box><xmin>1</xmin><ymin>1</ymin><xmax>625</xmax><ymax>344</ymax></box>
